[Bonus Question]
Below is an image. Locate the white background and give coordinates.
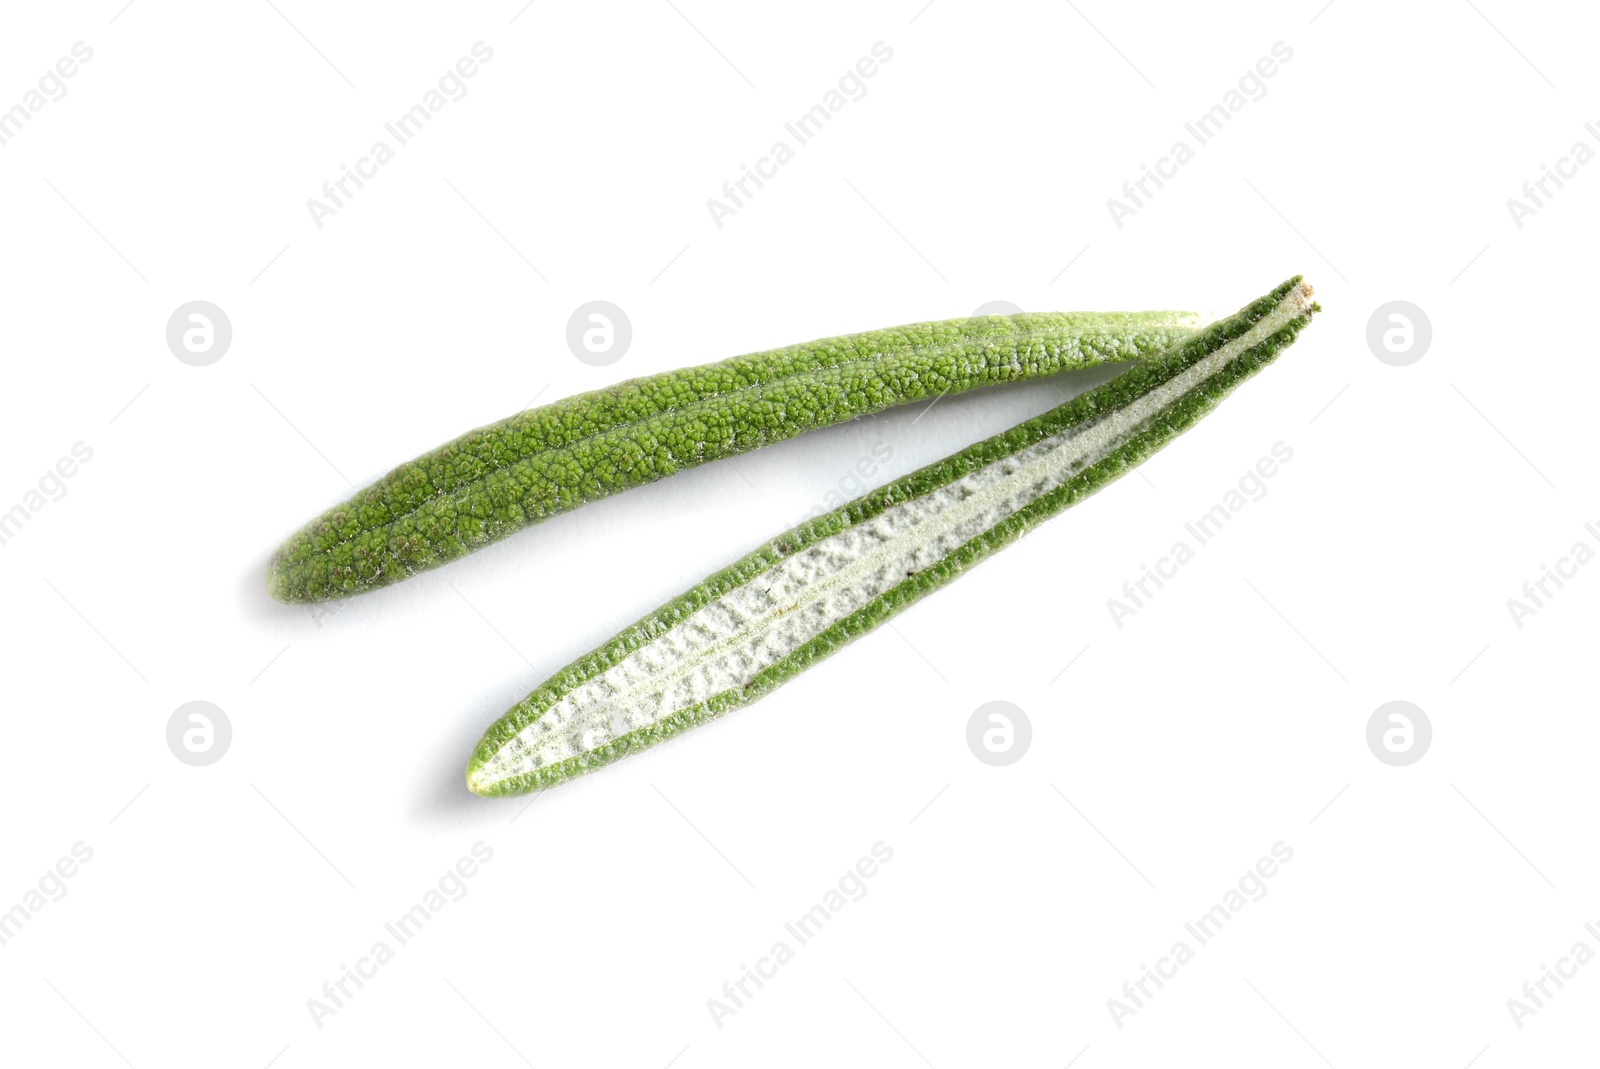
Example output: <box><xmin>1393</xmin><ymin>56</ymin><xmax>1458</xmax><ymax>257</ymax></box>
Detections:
<box><xmin>1</xmin><ymin>1</ymin><xmax>1595</xmax><ymax>1066</ymax></box>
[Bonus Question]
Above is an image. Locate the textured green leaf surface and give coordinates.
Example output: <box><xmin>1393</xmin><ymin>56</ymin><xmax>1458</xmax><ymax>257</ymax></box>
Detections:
<box><xmin>268</xmin><ymin>311</ymin><xmax>1200</xmax><ymax>603</ymax></box>
<box><xmin>467</xmin><ymin>279</ymin><xmax>1319</xmax><ymax>797</ymax></box>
